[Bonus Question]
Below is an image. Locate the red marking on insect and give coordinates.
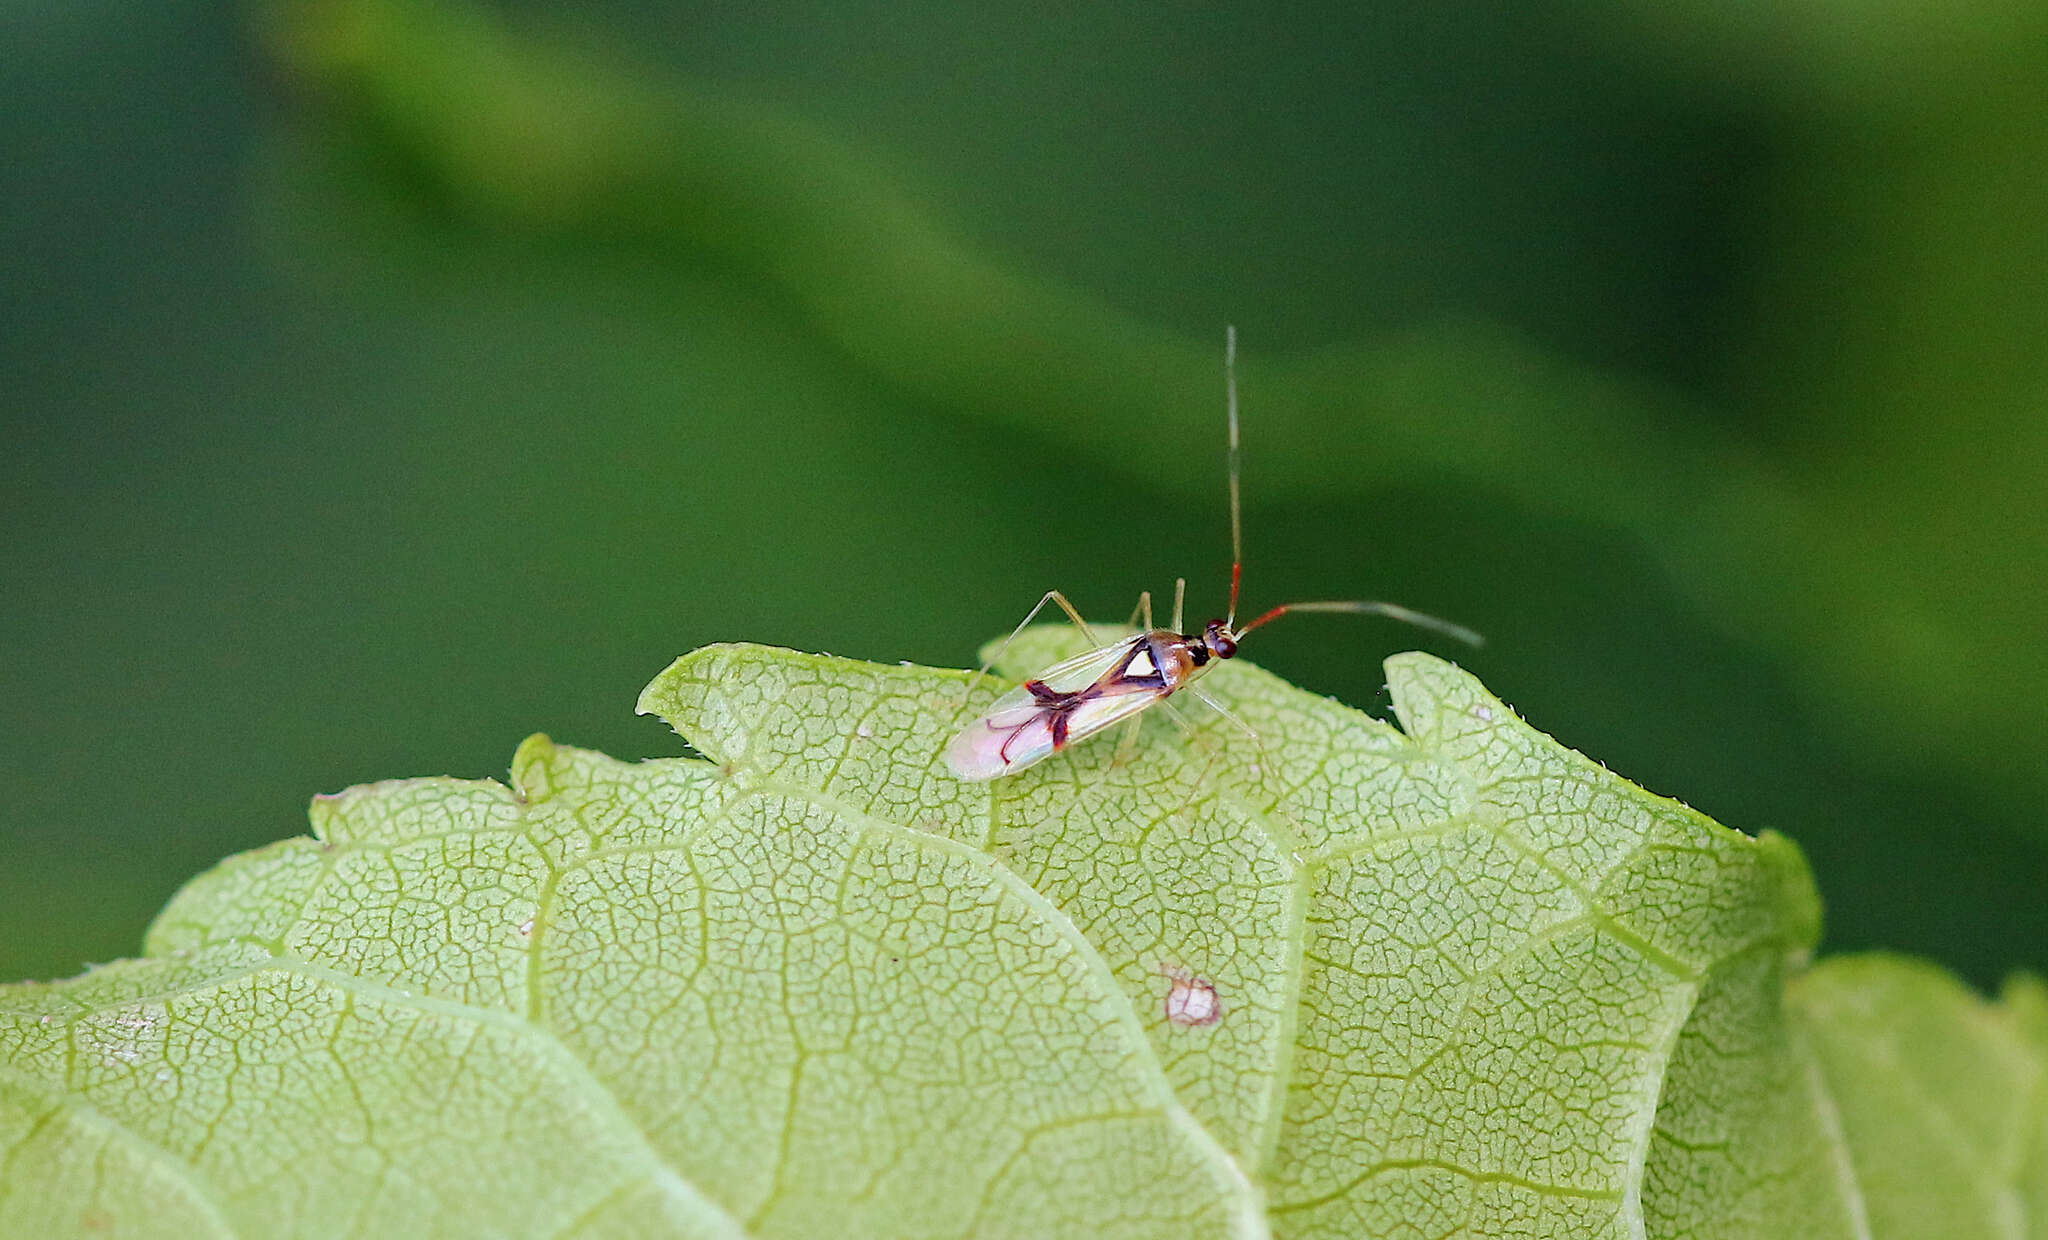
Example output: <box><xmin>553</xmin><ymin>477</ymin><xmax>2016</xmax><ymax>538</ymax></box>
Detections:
<box><xmin>946</xmin><ymin>328</ymin><xmax>1480</xmax><ymax>781</ymax></box>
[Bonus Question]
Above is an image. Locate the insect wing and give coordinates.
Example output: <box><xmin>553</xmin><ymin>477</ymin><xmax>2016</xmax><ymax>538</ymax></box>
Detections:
<box><xmin>1015</xmin><ymin>636</ymin><xmax>1148</xmax><ymax>695</ymax></box>
<box><xmin>968</xmin><ymin>635</ymin><xmax>1145</xmax><ymax>724</ymax></box>
<box><xmin>946</xmin><ymin>682</ymin><xmax>1162</xmax><ymax>780</ymax></box>
<box><xmin>947</xmin><ymin>637</ymin><xmax>1165</xmax><ymax>780</ymax></box>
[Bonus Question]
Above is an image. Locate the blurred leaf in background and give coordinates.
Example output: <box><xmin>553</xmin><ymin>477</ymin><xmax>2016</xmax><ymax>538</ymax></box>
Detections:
<box><xmin>2</xmin><ymin>0</ymin><xmax>2044</xmax><ymax>990</ymax></box>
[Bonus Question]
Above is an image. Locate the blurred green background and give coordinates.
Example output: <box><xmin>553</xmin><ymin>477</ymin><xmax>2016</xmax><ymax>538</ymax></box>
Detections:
<box><xmin>4</xmin><ymin>0</ymin><xmax>2044</xmax><ymax>989</ymax></box>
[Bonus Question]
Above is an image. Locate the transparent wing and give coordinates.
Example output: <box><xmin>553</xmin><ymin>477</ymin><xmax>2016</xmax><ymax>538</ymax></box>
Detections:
<box><xmin>1057</xmin><ymin>685</ymin><xmax>1167</xmax><ymax>742</ymax></box>
<box><xmin>947</xmin><ymin>636</ymin><xmax>1167</xmax><ymax>780</ymax></box>
<box><xmin>1010</xmin><ymin>636</ymin><xmax>1147</xmax><ymax>697</ymax></box>
<box><xmin>946</xmin><ymin>685</ymin><xmax>1165</xmax><ymax>780</ymax></box>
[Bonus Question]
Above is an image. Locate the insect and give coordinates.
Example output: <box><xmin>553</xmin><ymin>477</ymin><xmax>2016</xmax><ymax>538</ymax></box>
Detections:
<box><xmin>945</xmin><ymin>327</ymin><xmax>1481</xmax><ymax>781</ymax></box>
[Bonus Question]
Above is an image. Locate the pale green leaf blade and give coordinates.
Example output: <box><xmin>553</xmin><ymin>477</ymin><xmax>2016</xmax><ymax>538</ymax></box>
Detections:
<box><xmin>3</xmin><ymin>634</ymin><xmax>2043</xmax><ymax>1238</ymax></box>
<box><xmin>648</xmin><ymin>634</ymin><xmax>1823</xmax><ymax>1238</ymax></box>
<box><xmin>0</xmin><ymin>938</ymin><xmax>744</xmax><ymax>1239</ymax></box>
<box><xmin>1642</xmin><ymin>952</ymin><xmax>2048</xmax><ymax>1240</ymax></box>
<box><xmin>1788</xmin><ymin>957</ymin><xmax>2048</xmax><ymax>1239</ymax></box>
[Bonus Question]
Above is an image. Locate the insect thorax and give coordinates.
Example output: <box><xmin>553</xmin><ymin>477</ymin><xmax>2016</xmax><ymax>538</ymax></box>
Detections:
<box><xmin>1135</xmin><ymin>630</ymin><xmax>1212</xmax><ymax>691</ymax></box>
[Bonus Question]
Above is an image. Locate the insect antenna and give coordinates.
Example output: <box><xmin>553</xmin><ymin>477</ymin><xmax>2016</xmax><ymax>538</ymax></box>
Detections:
<box><xmin>1238</xmin><ymin>600</ymin><xmax>1484</xmax><ymax>648</ymax></box>
<box><xmin>1219</xmin><ymin>327</ymin><xmax>1481</xmax><ymax>651</ymax></box>
<box><xmin>1225</xmin><ymin>325</ymin><xmax>1245</xmax><ymax>629</ymax></box>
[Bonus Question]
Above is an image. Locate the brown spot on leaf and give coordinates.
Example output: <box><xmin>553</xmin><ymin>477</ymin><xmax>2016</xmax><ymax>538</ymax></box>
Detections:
<box><xmin>1160</xmin><ymin>965</ymin><xmax>1222</xmax><ymax>1028</ymax></box>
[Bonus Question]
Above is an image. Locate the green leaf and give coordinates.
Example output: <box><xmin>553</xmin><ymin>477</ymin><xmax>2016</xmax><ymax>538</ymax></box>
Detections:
<box><xmin>0</xmin><ymin>637</ymin><xmax>2039</xmax><ymax>1237</ymax></box>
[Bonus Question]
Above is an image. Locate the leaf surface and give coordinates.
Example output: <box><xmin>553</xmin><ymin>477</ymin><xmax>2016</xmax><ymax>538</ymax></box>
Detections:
<box><xmin>0</xmin><ymin>637</ymin><xmax>2039</xmax><ymax>1237</ymax></box>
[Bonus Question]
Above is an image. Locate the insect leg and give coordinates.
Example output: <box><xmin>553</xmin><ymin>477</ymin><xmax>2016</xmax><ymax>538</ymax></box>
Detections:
<box><xmin>1107</xmin><ymin>679</ymin><xmax>1205</xmax><ymax>768</ymax></box>
<box><xmin>1171</xmin><ymin>577</ymin><xmax>1187</xmax><ymax>633</ymax></box>
<box><xmin>960</xmin><ymin>590</ymin><xmax>1103</xmax><ymax>705</ymax></box>
<box><xmin>1111</xmin><ymin>713</ymin><xmax>1146</xmax><ymax>768</ymax></box>
<box><xmin>1184</xmin><ymin>684</ymin><xmax>1267</xmax><ymax>763</ymax></box>
<box><xmin>1045</xmin><ymin>590</ymin><xmax>1104</xmax><ymax>643</ymax></box>
<box><xmin>1153</xmin><ymin>697</ymin><xmax>1201</xmax><ymax>738</ymax></box>
<box><xmin>1125</xmin><ymin>590</ymin><xmax>1154</xmax><ymax>629</ymax></box>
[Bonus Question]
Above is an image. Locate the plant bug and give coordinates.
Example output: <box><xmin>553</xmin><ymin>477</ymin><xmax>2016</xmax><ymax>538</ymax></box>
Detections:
<box><xmin>945</xmin><ymin>328</ymin><xmax>1480</xmax><ymax>781</ymax></box>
